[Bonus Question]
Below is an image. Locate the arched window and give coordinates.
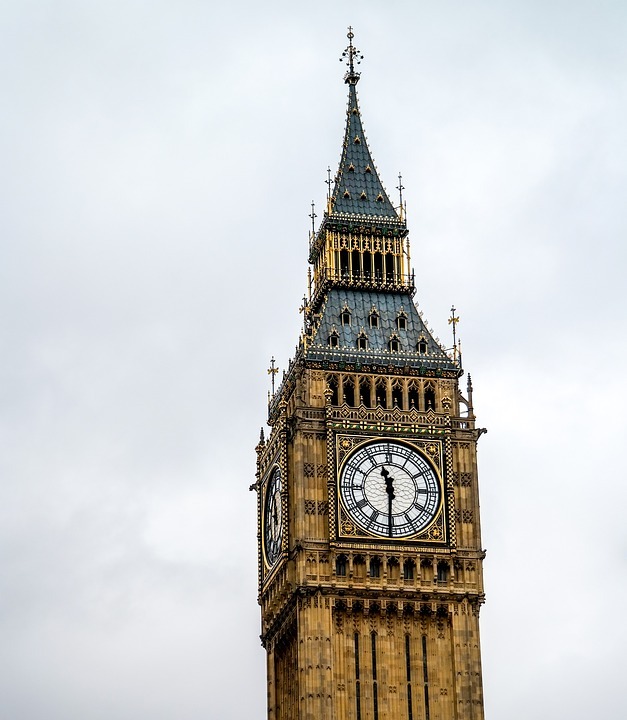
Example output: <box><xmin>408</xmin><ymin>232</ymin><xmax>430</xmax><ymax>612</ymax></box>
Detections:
<box><xmin>389</xmin><ymin>335</ymin><xmax>400</xmax><ymax>353</ymax></box>
<box><xmin>396</xmin><ymin>309</ymin><xmax>407</xmax><ymax>331</ymax></box>
<box><xmin>336</xmin><ymin>555</ymin><xmax>347</xmax><ymax>577</ymax></box>
<box><xmin>437</xmin><ymin>561</ymin><xmax>449</xmax><ymax>584</ymax></box>
<box><xmin>385</xmin><ymin>253</ymin><xmax>394</xmax><ymax>282</ymax></box>
<box><xmin>417</xmin><ymin>338</ymin><xmax>428</xmax><ymax>354</ymax></box>
<box><xmin>357</xmin><ymin>330</ymin><xmax>368</xmax><ymax>351</ymax></box>
<box><xmin>359</xmin><ymin>377</ymin><xmax>372</xmax><ymax>408</ymax></box>
<box><xmin>373</xmin><ymin>252</ymin><xmax>383</xmax><ymax>281</ymax></box>
<box><xmin>375</xmin><ymin>379</ymin><xmax>387</xmax><ymax>408</ymax></box>
<box><xmin>340</xmin><ymin>249</ymin><xmax>349</xmax><ymax>277</ymax></box>
<box><xmin>327</xmin><ymin>375</ymin><xmax>339</xmax><ymax>405</ymax></box>
<box><xmin>351</xmin><ymin>249</ymin><xmax>360</xmax><ymax>280</ymax></box>
<box><xmin>328</xmin><ymin>329</ymin><xmax>339</xmax><ymax>348</ymax></box>
<box><xmin>408</xmin><ymin>382</ymin><xmax>420</xmax><ymax>410</ymax></box>
<box><xmin>343</xmin><ymin>377</ymin><xmax>355</xmax><ymax>407</ymax></box>
<box><xmin>424</xmin><ymin>382</ymin><xmax>436</xmax><ymax>411</ymax></box>
<box><xmin>391</xmin><ymin>382</ymin><xmax>403</xmax><ymax>409</ymax></box>
<box><xmin>363</xmin><ymin>250</ymin><xmax>372</xmax><ymax>278</ymax></box>
<box><xmin>341</xmin><ymin>304</ymin><xmax>351</xmax><ymax>326</ymax></box>
<box><xmin>369</xmin><ymin>307</ymin><xmax>379</xmax><ymax>328</ymax></box>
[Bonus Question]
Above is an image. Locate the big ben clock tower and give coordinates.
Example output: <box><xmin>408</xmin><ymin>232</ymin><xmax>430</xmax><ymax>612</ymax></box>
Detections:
<box><xmin>254</xmin><ymin>30</ymin><xmax>487</xmax><ymax>720</ymax></box>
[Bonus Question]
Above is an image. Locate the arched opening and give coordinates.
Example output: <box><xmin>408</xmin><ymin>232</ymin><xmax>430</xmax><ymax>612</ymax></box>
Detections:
<box><xmin>340</xmin><ymin>249</ymin><xmax>349</xmax><ymax>278</ymax></box>
<box><xmin>437</xmin><ymin>561</ymin><xmax>449</xmax><ymax>584</ymax></box>
<box><xmin>327</xmin><ymin>375</ymin><xmax>339</xmax><ymax>405</ymax></box>
<box><xmin>363</xmin><ymin>250</ymin><xmax>372</xmax><ymax>279</ymax></box>
<box><xmin>343</xmin><ymin>377</ymin><xmax>355</xmax><ymax>407</ymax></box>
<box><xmin>385</xmin><ymin>253</ymin><xmax>394</xmax><ymax>282</ymax></box>
<box><xmin>359</xmin><ymin>377</ymin><xmax>372</xmax><ymax>408</ymax></box>
<box><xmin>373</xmin><ymin>252</ymin><xmax>383</xmax><ymax>281</ymax></box>
<box><xmin>424</xmin><ymin>383</ymin><xmax>435</xmax><ymax>411</ymax></box>
<box><xmin>408</xmin><ymin>383</ymin><xmax>420</xmax><ymax>410</ymax></box>
<box><xmin>351</xmin><ymin>249</ymin><xmax>360</xmax><ymax>280</ymax></box>
<box><xmin>375</xmin><ymin>379</ymin><xmax>387</xmax><ymax>408</ymax></box>
<box><xmin>391</xmin><ymin>382</ymin><xmax>403</xmax><ymax>409</ymax></box>
<box><xmin>336</xmin><ymin>555</ymin><xmax>347</xmax><ymax>577</ymax></box>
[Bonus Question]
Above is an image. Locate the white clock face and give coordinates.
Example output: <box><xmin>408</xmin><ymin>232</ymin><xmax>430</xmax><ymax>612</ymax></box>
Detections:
<box><xmin>263</xmin><ymin>468</ymin><xmax>282</xmax><ymax>566</ymax></box>
<box><xmin>339</xmin><ymin>440</ymin><xmax>441</xmax><ymax>538</ymax></box>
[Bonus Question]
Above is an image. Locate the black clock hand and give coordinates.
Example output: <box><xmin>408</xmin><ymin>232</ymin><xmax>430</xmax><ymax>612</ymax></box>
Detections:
<box><xmin>381</xmin><ymin>467</ymin><xmax>395</xmax><ymax>537</ymax></box>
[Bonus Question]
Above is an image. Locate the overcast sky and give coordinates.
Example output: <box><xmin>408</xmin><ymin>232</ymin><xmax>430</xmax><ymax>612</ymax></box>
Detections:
<box><xmin>1</xmin><ymin>1</ymin><xmax>626</xmax><ymax>718</ymax></box>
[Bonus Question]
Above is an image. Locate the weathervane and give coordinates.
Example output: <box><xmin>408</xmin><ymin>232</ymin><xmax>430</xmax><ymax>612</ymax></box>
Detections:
<box><xmin>267</xmin><ymin>356</ymin><xmax>279</xmax><ymax>395</ymax></box>
<box><xmin>448</xmin><ymin>306</ymin><xmax>460</xmax><ymax>362</ymax></box>
<box><xmin>340</xmin><ymin>26</ymin><xmax>364</xmax><ymax>84</ymax></box>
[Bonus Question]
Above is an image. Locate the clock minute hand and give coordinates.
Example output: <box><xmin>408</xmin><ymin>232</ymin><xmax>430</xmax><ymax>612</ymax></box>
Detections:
<box><xmin>381</xmin><ymin>467</ymin><xmax>395</xmax><ymax>537</ymax></box>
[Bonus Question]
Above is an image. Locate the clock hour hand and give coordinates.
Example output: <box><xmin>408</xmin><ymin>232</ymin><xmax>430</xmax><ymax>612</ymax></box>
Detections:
<box><xmin>381</xmin><ymin>467</ymin><xmax>395</xmax><ymax>499</ymax></box>
<box><xmin>381</xmin><ymin>467</ymin><xmax>395</xmax><ymax>537</ymax></box>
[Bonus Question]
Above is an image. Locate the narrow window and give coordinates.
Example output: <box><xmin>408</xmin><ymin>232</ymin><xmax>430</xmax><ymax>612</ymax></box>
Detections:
<box><xmin>352</xmin><ymin>249</ymin><xmax>360</xmax><ymax>279</ymax></box>
<box><xmin>397</xmin><ymin>316</ymin><xmax>407</xmax><ymax>330</ymax></box>
<box><xmin>357</xmin><ymin>336</ymin><xmax>368</xmax><ymax>350</ymax></box>
<box><xmin>372</xmin><ymin>632</ymin><xmax>379</xmax><ymax>720</ymax></box>
<box><xmin>340</xmin><ymin>249</ymin><xmax>349</xmax><ymax>277</ymax></box>
<box><xmin>385</xmin><ymin>253</ymin><xmax>394</xmax><ymax>281</ymax></box>
<box><xmin>336</xmin><ymin>555</ymin><xmax>347</xmax><ymax>577</ymax></box>
<box><xmin>408</xmin><ymin>385</ymin><xmax>420</xmax><ymax>410</ymax></box>
<box><xmin>369</xmin><ymin>557</ymin><xmax>381</xmax><ymax>578</ymax></box>
<box><xmin>417</xmin><ymin>339</ymin><xmax>427</xmax><ymax>354</ymax></box>
<box><xmin>374</xmin><ymin>252</ymin><xmax>383</xmax><ymax>281</ymax></box>
<box><xmin>403</xmin><ymin>559</ymin><xmax>414</xmax><ymax>580</ymax></box>
<box><xmin>341</xmin><ymin>311</ymin><xmax>351</xmax><ymax>326</ymax></box>
<box><xmin>359</xmin><ymin>378</ymin><xmax>372</xmax><ymax>408</ymax></box>
<box><xmin>389</xmin><ymin>338</ymin><xmax>400</xmax><ymax>353</ymax></box>
<box><xmin>375</xmin><ymin>380</ymin><xmax>386</xmax><ymax>408</ymax></box>
<box><xmin>327</xmin><ymin>375</ymin><xmax>339</xmax><ymax>405</ymax></box>
<box><xmin>363</xmin><ymin>251</ymin><xmax>372</xmax><ymax>278</ymax></box>
<box><xmin>329</xmin><ymin>332</ymin><xmax>339</xmax><ymax>348</ymax></box>
<box><xmin>392</xmin><ymin>384</ymin><xmax>403</xmax><ymax>409</ymax></box>
<box><xmin>355</xmin><ymin>633</ymin><xmax>361</xmax><ymax>720</ymax></box>
<box><xmin>343</xmin><ymin>378</ymin><xmax>355</xmax><ymax>407</ymax></box>
<box><xmin>369</xmin><ymin>310</ymin><xmax>379</xmax><ymax>328</ymax></box>
<box><xmin>406</xmin><ymin>635</ymin><xmax>413</xmax><ymax>720</ymax></box>
<box><xmin>422</xmin><ymin>635</ymin><xmax>430</xmax><ymax>720</ymax></box>
<box><xmin>437</xmin><ymin>562</ymin><xmax>449</xmax><ymax>584</ymax></box>
<box><xmin>424</xmin><ymin>385</ymin><xmax>435</xmax><ymax>411</ymax></box>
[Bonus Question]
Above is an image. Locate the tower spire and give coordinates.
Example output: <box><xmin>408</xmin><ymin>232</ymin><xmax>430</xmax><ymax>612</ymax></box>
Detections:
<box><xmin>329</xmin><ymin>28</ymin><xmax>398</xmax><ymax>220</ymax></box>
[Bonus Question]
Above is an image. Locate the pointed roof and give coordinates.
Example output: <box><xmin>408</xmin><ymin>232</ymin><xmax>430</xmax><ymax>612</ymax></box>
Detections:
<box><xmin>304</xmin><ymin>288</ymin><xmax>459</xmax><ymax>373</ymax></box>
<box><xmin>324</xmin><ymin>30</ymin><xmax>400</xmax><ymax>222</ymax></box>
<box><xmin>329</xmin><ymin>81</ymin><xmax>398</xmax><ymax>220</ymax></box>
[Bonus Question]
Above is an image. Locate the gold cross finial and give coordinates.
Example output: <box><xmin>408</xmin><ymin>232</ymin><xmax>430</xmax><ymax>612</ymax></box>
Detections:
<box><xmin>448</xmin><ymin>306</ymin><xmax>460</xmax><ymax>362</ymax></box>
<box><xmin>267</xmin><ymin>356</ymin><xmax>279</xmax><ymax>395</ymax></box>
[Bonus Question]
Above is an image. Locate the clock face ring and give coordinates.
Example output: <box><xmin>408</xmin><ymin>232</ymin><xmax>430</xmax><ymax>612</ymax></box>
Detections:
<box><xmin>263</xmin><ymin>467</ymin><xmax>282</xmax><ymax>567</ymax></box>
<box><xmin>339</xmin><ymin>439</ymin><xmax>441</xmax><ymax>538</ymax></box>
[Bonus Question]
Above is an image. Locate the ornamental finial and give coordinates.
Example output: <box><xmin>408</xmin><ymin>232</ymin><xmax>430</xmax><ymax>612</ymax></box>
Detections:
<box><xmin>340</xmin><ymin>26</ymin><xmax>364</xmax><ymax>85</ymax></box>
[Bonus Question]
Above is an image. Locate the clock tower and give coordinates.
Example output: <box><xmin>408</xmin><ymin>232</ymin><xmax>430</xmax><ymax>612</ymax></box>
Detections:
<box><xmin>254</xmin><ymin>30</ymin><xmax>487</xmax><ymax>720</ymax></box>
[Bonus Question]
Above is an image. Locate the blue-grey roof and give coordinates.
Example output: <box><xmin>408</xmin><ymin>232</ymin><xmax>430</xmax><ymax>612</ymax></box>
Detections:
<box><xmin>305</xmin><ymin>288</ymin><xmax>458</xmax><ymax>372</ymax></box>
<box><xmin>329</xmin><ymin>83</ymin><xmax>398</xmax><ymax>220</ymax></box>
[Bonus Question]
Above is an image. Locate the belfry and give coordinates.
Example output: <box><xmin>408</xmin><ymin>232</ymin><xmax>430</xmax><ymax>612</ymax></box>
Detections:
<box><xmin>254</xmin><ymin>29</ymin><xmax>487</xmax><ymax>720</ymax></box>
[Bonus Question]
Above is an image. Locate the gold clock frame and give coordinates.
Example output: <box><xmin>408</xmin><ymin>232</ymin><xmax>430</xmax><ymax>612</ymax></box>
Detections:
<box><xmin>332</xmin><ymin>432</ymin><xmax>449</xmax><ymax>545</ymax></box>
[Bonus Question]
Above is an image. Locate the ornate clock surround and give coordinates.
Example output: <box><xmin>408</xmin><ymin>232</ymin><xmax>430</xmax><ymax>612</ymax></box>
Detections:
<box><xmin>330</xmin><ymin>430</ymin><xmax>452</xmax><ymax>545</ymax></box>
